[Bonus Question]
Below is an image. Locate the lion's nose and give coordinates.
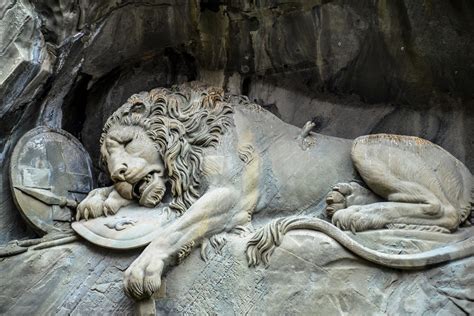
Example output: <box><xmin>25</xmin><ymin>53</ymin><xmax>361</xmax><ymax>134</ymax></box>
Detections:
<box><xmin>111</xmin><ymin>164</ymin><xmax>128</xmax><ymax>182</ymax></box>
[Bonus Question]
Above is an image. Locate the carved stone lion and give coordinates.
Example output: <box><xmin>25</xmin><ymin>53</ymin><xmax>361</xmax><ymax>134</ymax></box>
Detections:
<box><xmin>76</xmin><ymin>82</ymin><xmax>473</xmax><ymax>300</ymax></box>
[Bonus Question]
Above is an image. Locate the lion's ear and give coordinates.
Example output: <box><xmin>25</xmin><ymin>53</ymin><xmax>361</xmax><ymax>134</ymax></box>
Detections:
<box><xmin>130</xmin><ymin>102</ymin><xmax>146</xmax><ymax>114</ymax></box>
<box><xmin>126</xmin><ymin>101</ymin><xmax>151</xmax><ymax>121</ymax></box>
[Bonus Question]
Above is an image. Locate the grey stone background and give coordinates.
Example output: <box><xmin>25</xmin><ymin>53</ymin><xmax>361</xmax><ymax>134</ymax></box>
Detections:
<box><xmin>0</xmin><ymin>1</ymin><xmax>473</xmax><ymax>314</ymax></box>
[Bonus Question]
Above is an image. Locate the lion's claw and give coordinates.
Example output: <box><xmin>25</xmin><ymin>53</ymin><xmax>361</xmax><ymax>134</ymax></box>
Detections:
<box><xmin>76</xmin><ymin>188</ymin><xmax>111</xmax><ymax>221</ymax></box>
<box><xmin>332</xmin><ymin>183</ymin><xmax>353</xmax><ymax>195</ymax></box>
<box><xmin>103</xmin><ymin>203</ymin><xmax>114</xmax><ymax>217</ymax></box>
<box><xmin>124</xmin><ymin>253</ymin><xmax>164</xmax><ymax>300</ymax></box>
<box><xmin>350</xmin><ymin>223</ymin><xmax>357</xmax><ymax>234</ymax></box>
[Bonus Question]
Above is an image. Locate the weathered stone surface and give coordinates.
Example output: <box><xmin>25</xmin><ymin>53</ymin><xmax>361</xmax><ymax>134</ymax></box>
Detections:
<box><xmin>66</xmin><ymin>83</ymin><xmax>473</xmax><ymax>314</ymax></box>
<box><xmin>158</xmin><ymin>230</ymin><xmax>474</xmax><ymax>315</ymax></box>
<box><xmin>0</xmin><ymin>0</ymin><xmax>55</xmax><ymax>243</ymax></box>
<box><xmin>247</xmin><ymin>80</ymin><xmax>474</xmax><ymax>170</ymax></box>
<box><xmin>1</xmin><ymin>0</ymin><xmax>473</xmax><ymax>314</ymax></box>
<box><xmin>0</xmin><ymin>242</ymin><xmax>138</xmax><ymax>314</ymax></box>
<box><xmin>2</xmin><ymin>1</ymin><xmax>473</xmax><ymax>216</ymax></box>
<box><xmin>1</xmin><ymin>228</ymin><xmax>473</xmax><ymax>315</ymax></box>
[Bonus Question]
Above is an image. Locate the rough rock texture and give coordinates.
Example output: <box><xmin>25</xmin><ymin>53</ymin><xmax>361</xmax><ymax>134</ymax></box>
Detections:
<box><xmin>0</xmin><ymin>242</ymin><xmax>138</xmax><ymax>314</ymax></box>
<box><xmin>0</xmin><ymin>0</ymin><xmax>473</xmax><ymax>314</ymax></box>
<box><xmin>1</xmin><ymin>228</ymin><xmax>473</xmax><ymax>315</ymax></box>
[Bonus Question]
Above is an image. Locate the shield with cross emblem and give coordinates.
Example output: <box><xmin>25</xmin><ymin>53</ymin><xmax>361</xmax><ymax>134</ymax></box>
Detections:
<box><xmin>10</xmin><ymin>126</ymin><xmax>95</xmax><ymax>235</ymax></box>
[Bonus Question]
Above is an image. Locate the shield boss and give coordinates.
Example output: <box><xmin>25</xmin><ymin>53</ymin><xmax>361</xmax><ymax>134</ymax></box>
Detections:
<box><xmin>10</xmin><ymin>126</ymin><xmax>94</xmax><ymax>235</ymax></box>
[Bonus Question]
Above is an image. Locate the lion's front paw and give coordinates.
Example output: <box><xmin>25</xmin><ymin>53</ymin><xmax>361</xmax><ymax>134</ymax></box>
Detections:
<box><xmin>76</xmin><ymin>187</ymin><xmax>128</xmax><ymax>221</ymax></box>
<box><xmin>103</xmin><ymin>189</ymin><xmax>132</xmax><ymax>217</ymax></box>
<box><xmin>76</xmin><ymin>189</ymin><xmax>108</xmax><ymax>221</ymax></box>
<box><xmin>124</xmin><ymin>253</ymin><xmax>164</xmax><ymax>300</ymax></box>
<box><xmin>332</xmin><ymin>205</ymin><xmax>387</xmax><ymax>233</ymax></box>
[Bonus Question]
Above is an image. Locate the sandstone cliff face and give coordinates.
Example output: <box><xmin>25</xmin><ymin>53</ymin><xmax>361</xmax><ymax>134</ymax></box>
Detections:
<box><xmin>0</xmin><ymin>1</ymin><xmax>473</xmax><ymax>314</ymax></box>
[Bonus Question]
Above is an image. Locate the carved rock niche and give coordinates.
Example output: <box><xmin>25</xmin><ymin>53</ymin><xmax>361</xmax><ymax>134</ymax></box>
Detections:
<box><xmin>0</xmin><ymin>1</ymin><xmax>473</xmax><ymax>315</ymax></box>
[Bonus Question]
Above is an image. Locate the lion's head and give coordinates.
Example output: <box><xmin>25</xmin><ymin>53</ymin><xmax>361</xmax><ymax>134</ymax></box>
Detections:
<box><xmin>99</xmin><ymin>82</ymin><xmax>234</xmax><ymax>213</ymax></box>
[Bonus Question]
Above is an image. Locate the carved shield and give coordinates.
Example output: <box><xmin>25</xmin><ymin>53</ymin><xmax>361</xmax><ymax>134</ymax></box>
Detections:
<box><xmin>72</xmin><ymin>203</ymin><xmax>172</xmax><ymax>249</ymax></box>
<box><xmin>10</xmin><ymin>126</ymin><xmax>95</xmax><ymax>235</ymax></box>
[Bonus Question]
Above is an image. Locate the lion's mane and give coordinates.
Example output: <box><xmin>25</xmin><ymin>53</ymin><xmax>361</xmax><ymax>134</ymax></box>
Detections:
<box><xmin>100</xmin><ymin>82</ymin><xmax>234</xmax><ymax>214</ymax></box>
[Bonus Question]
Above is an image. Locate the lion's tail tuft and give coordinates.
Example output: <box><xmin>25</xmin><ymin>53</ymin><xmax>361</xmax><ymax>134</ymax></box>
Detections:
<box><xmin>246</xmin><ymin>217</ymin><xmax>302</xmax><ymax>267</ymax></box>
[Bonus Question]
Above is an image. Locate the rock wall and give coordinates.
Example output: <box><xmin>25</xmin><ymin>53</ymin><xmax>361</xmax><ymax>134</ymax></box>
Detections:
<box><xmin>0</xmin><ymin>1</ymin><xmax>473</xmax><ymax>314</ymax></box>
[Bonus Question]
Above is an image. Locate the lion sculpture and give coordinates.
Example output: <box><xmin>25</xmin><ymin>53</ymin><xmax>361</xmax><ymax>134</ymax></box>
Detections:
<box><xmin>76</xmin><ymin>82</ymin><xmax>474</xmax><ymax>300</ymax></box>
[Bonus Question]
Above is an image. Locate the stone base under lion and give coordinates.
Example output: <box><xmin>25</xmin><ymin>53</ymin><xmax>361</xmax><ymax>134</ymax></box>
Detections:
<box><xmin>1</xmin><ymin>225</ymin><xmax>472</xmax><ymax>315</ymax></box>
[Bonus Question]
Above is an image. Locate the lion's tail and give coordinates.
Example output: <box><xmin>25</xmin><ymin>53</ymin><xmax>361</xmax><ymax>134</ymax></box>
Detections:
<box><xmin>246</xmin><ymin>217</ymin><xmax>474</xmax><ymax>269</ymax></box>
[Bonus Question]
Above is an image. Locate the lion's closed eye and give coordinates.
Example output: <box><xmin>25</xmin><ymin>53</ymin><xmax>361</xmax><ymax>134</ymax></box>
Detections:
<box><xmin>121</xmin><ymin>132</ymin><xmax>141</xmax><ymax>149</ymax></box>
<box><xmin>122</xmin><ymin>139</ymin><xmax>133</xmax><ymax>147</ymax></box>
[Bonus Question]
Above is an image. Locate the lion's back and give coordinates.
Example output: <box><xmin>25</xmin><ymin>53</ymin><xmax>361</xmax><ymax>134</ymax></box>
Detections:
<box><xmin>229</xmin><ymin>105</ymin><xmax>355</xmax><ymax>213</ymax></box>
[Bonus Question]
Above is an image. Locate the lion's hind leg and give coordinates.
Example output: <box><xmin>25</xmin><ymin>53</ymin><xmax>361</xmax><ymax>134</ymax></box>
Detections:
<box><xmin>333</xmin><ymin>134</ymin><xmax>468</xmax><ymax>232</ymax></box>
